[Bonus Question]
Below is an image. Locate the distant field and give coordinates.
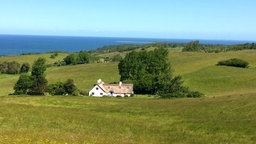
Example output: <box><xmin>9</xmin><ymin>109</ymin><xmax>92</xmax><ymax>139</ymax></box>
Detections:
<box><xmin>0</xmin><ymin>49</ymin><xmax>256</xmax><ymax>143</ymax></box>
<box><xmin>0</xmin><ymin>94</ymin><xmax>255</xmax><ymax>143</ymax></box>
<box><xmin>1</xmin><ymin>49</ymin><xmax>256</xmax><ymax>96</ymax></box>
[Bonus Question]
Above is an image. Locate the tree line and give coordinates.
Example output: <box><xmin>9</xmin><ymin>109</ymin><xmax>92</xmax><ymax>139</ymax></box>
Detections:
<box><xmin>182</xmin><ymin>41</ymin><xmax>256</xmax><ymax>53</ymax></box>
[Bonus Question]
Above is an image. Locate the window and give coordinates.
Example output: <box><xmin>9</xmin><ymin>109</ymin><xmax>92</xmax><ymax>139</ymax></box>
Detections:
<box><xmin>100</xmin><ymin>93</ymin><xmax>103</xmax><ymax>95</ymax></box>
<box><xmin>96</xmin><ymin>87</ymin><xmax>99</xmax><ymax>90</ymax></box>
<box><xmin>92</xmin><ymin>92</ymin><xmax>94</xmax><ymax>95</ymax></box>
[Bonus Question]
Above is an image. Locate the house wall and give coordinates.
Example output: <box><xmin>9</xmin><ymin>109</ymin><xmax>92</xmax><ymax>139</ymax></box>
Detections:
<box><xmin>107</xmin><ymin>93</ymin><xmax>132</xmax><ymax>97</ymax></box>
<box><xmin>89</xmin><ymin>85</ymin><xmax>107</xmax><ymax>97</ymax></box>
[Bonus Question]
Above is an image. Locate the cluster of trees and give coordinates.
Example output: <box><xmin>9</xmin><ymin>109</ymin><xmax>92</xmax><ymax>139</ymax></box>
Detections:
<box><xmin>13</xmin><ymin>58</ymin><xmax>77</xmax><ymax>96</ymax></box>
<box><xmin>48</xmin><ymin>79</ymin><xmax>78</xmax><ymax>96</ymax></box>
<box><xmin>182</xmin><ymin>40</ymin><xmax>201</xmax><ymax>52</ymax></box>
<box><xmin>14</xmin><ymin>58</ymin><xmax>47</xmax><ymax>95</ymax></box>
<box><xmin>0</xmin><ymin>61</ymin><xmax>30</xmax><ymax>74</ymax></box>
<box><xmin>217</xmin><ymin>58</ymin><xmax>249</xmax><ymax>68</ymax></box>
<box><xmin>182</xmin><ymin>41</ymin><xmax>256</xmax><ymax>53</ymax></box>
<box><xmin>118</xmin><ymin>48</ymin><xmax>203</xmax><ymax>98</ymax></box>
<box><xmin>63</xmin><ymin>51</ymin><xmax>90</xmax><ymax>65</ymax></box>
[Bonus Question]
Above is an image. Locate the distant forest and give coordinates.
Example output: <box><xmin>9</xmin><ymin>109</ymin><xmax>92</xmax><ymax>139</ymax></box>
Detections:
<box><xmin>181</xmin><ymin>40</ymin><xmax>256</xmax><ymax>53</ymax></box>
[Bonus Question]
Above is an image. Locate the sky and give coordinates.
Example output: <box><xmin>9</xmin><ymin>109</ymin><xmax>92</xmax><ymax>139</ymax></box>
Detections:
<box><xmin>0</xmin><ymin>0</ymin><xmax>256</xmax><ymax>41</ymax></box>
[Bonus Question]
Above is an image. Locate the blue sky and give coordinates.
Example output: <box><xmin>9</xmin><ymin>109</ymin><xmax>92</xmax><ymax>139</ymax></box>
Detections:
<box><xmin>0</xmin><ymin>0</ymin><xmax>256</xmax><ymax>40</ymax></box>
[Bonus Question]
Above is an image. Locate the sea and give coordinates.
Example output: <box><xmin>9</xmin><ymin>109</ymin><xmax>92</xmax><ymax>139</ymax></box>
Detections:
<box><xmin>0</xmin><ymin>34</ymin><xmax>254</xmax><ymax>55</ymax></box>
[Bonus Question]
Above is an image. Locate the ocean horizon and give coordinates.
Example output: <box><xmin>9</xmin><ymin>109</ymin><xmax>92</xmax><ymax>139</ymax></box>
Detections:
<box><xmin>0</xmin><ymin>34</ymin><xmax>255</xmax><ymax>56</ymax></box>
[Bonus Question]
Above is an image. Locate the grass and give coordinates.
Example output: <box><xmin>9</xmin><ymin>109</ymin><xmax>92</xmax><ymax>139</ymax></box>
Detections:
<box><xmin>0</xmin><ymin>49</ymin><xmax>256</xmax><ymax>143</ymax></box>
<box><xmin>0</xmin><ymin>94</ymin><xmax>255</xmax><ymax>143</ymax></box>
<box><xmin>1</xmin><ymin>49</ymin><xmax>256</xmax><ymax>96</ymax></box>
<box><xmin>0</xmin><ymin>52</ymin><xmax>68</xmax><ymax>65</ymax></box>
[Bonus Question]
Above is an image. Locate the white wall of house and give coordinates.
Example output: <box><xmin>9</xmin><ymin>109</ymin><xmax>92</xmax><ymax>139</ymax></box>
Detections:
<box><xmin>89</xmin><ymin>85</ymin><xmax>107</xmax><ymax>97</ymax></box>
<box><xmin>108</xmin><ymin>93</ymin><xmax>131</xmax><ymax>97</ymax></box>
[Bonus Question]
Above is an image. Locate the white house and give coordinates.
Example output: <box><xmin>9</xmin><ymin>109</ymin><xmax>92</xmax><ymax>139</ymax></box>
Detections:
<box><xmin>89</xmin><ymin>79</ymin><xmax>133</xmax><ymax>97</ymax></box>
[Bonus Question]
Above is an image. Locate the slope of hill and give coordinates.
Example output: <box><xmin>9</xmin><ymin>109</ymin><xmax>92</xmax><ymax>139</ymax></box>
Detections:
<box><xmin>0</xmin><ymin>49</ymin><xmax>256</xmax><ymax>143</ymax></box>
<box><xmin>0</xmin><ymin>93</ymin><xmax>255</xmax><ymax>143</ymax></box>
<box><xmin>1</xmin><ymin>49</ymin><xmax>256</xmax><ymax>96</ymax></box>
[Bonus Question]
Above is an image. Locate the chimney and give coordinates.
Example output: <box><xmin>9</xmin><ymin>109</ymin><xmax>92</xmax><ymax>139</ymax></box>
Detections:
<box><xmin>119</xmin><ymin>81</ymin><xmax>122</xmax><ymax>86</ymax></box>
<box><xmin>97</xmin><ymin>79</ymin><xmax>102</xmax><ymax>84</ymax></box>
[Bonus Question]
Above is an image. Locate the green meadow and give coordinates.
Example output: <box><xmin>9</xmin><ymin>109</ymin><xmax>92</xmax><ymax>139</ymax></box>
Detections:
<box><xmin>0</xmin><ymin>49</ymin><xmax>256</xmax><ymax>143</ymax></box>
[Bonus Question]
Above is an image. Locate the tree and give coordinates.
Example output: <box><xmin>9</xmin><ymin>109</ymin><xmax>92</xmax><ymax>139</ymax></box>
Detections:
<box><xmin>118</xmin><ymin>48</ymin><xmax>204</xmax><ymax>98</ymax></box>
<box><xmin>20</xmin><ymin>63</ymin><xmax>30</xmax><ymax>73</ymax></box>
<box><xmin>182</xmin><ymin>40</ymin><xmax>201</xmax><ymax>52</ymax></box>
<box><xmin>48</xmin><ymin>82</ymin><xmax>65</xmax><ymax>95</ymax></box>
<box><xmin>118</xmin><ymin>48</ymin><xmax>173</xmax><ymax>94</ymax></box>
<box><xmin>14</xmin><ymin>74</ymin><xmax>32</xmax><ymax>95</ymax></box>
<box><xmin>64</xmin><ymin>79</ymin><xmax>77</xmax><ymax>95</ymax></box>
<box><xmin>64</xmin><ymin>54</ymin><xmax>77</xmax><ymax>65</ymax></box>
<box><xmin>0</xmin><ymin>62</ymin><xmax>8</xmax><ymax>74</ymax></box>
<box><xmin>31</xmin><ymin>58</ymin><xmax>47</xmax><ymax>76</ymax></box>
<box><xmin>77</xmin><ymin>51</ymin><xmax>90</xmax><ymax>64</ymax></box>
<box><xmin>6</xmin><ymin>61</ymin><xmax>20</xmax><ymax>74</ymax></box>
<box><xmin>48</xmin><ymin>79</ymin><xmax>78</xmax><ymax>96</ymax></box>
<box><xmin>29</xmin><ymin>58</ymin><xmax>48</xmax><ymax>95</ymax></box>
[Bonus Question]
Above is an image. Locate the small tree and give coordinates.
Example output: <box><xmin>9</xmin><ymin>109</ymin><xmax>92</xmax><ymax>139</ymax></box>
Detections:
<box><xmin>7</xmin><ymin>61</ymin><xmax>20</xmax><ymax>74</ymax></box>
<box><xmin>48</xmin><ymin>82</ymin><xmax>65</xmax><ymax>95</ymax></box>
<box><xmin>20</xmin><ymin>63</ymin><xmax>30</xmax><ymax>73</ymax></box>
<box><xmin>14</xmin><ymin>74</ymin><xmax>32</xmax><ymax>95</ymax></box>
<box><xmin>64</xmin><ymin>79</ymin><xmax>77</xmax><ymax>95</ymax></box>
<box><xmin>29</xmin><ymin>58</ymin><xmax>48</xmax><ymax>95</ymax></box>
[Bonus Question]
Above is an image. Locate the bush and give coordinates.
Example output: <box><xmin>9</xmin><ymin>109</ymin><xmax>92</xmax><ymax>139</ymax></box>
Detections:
<box><xmin>217</xmin><ymin>58</ymin><xmax>249</xmax><ymax>68</ymax></box>
<box><xmin>48</xmin><ymin>79</ymin><xmax>78</xmax><ymax>96</ymax></box>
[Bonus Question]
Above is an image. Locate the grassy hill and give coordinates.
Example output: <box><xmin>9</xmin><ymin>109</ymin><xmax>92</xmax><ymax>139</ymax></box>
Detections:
<box><xmin>0</xmin><ymin>93</ymin><xmax>255</xmax><ymax>143</ymax></box>
<box><xmin>0</xmin><ymin>49</ymin><xmax>256</xmax><ymax>143</ymax></box>
<box><xmin>1</xmin><ymin>49</ymin><xmax>256</xmax><ymax>96</ymax></box>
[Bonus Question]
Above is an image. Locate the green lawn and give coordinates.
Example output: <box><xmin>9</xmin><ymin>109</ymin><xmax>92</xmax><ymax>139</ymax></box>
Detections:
<box><xmin>0</xmin><ymin>94</ymin><xmax>255</xmax><ymax>143</ymax></box>
<box><xmin>1</xmin><ymin>49</ymin><xmax>256</xmax><ymax>96</ymax></box>
<box><xmin>0</xmin><ymin>49</ymin><xmax>256</xmax><ymax>143</ymax></box>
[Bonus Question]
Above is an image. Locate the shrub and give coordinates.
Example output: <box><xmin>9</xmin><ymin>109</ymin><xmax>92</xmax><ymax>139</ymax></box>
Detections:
<box><xmin>217</xmin><ymin>58</ymin><xmax>249</xmax><ymax>68</ymax></box>
<box><xmin>20</xmin><ymin>63</ymin><xmax>30</xmax><ymax>73</ymax></box>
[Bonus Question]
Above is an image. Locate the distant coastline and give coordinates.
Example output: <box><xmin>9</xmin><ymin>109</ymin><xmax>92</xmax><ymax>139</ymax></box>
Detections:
<box><xmin>0</xmin><ymin>34</ymin><xmax>255</xmax><ymax>56</ymax></box>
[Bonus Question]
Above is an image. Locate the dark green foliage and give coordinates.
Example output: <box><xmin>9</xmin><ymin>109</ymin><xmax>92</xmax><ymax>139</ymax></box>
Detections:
<box><xmin>48</xmin><ymin>82</ymin><xmax>66</xmax><ymax>95</ymax></box>
<box><xmin>31</xmin><ymin>58</ymin><xmax>47</xmax><ymax>76</ymax></box>
<box><xmin>182</xmin><ymin>40</ymin><xmax>201</xmax><ymax>52</ymax></box>
<box><xmin>7</xmin><ymin>61</ymin><xmax>20</xmax><ymax>74</ymax></box>
<box><xmin>64</xmin><ymin>79</ymin><xmax>78</xmax><ymax>95</ymax></box>
<box><xmin>20</xmin><ymin>63</ymin><xmax>30</xmax><ymax>73</ymax></box>
<box><xmin>118</xmin><ymin>48</ymin><xmax>203</xmax><ymax>98</ymax></box>
<box><xmin>29</xmin><ymin>58</ymin><xmax>48</xmax><ymax>95</ymax></box>
<box><xmin>0</xmin><ymin>61</ymin><xmax>20</xmax><ymax>74</ymax></box>
<box><xmin>217</xmin><ymin>58</ymin><xmax>249</xmax><ymax>68</ymax></box>
<box><xmin>29</xmin><ymin>75</ymin><xmax>48</xmax><ymax>95</ymax></box>
<box><xmin>14</xmin><ymin>74</ymin><xmax>33</xmax><ymax>95</ymax></box>
<box><xmin>48</xmin><ymin>79</ymin><xmax>78</xmax><ymax>96</ymax></box>
<box><xmin>64</xmin><ymin>54</ymin><xmax>77</xmax><ymax>65</ymax></box>
<box><xmin>77</xmin><ymin>51</ymin><xmax>90</xmax><ymax>64</ymax></box>
<box><xmin>50</xmin><ymin>52</ymin><xmax>58</xmax><ymax>59</ymax></box>
<box><xmin>0</xmin><ymin>62</ymin><xmax>8</xmax><ymax>74</ymax></box>
<box><xmin>182</xmin><ymin>41</ymin><xmax>256</xmax><ymax>53</ymax></box>
<box><xmin>63</xmin><ymin>51</ymin><xmax>90</xmax><ymax>65</ymax></box>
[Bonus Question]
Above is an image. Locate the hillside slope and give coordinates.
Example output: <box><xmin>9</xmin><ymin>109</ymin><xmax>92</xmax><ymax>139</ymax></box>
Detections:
<box><xmin>1</xmin><ymin>49</ymin><xmax>256</xmax><ymax>96</ymax></box>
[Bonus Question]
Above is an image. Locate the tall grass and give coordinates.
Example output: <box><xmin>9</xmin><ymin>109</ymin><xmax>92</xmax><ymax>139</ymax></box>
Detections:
<box><xmin>0</xmin><ymin>94</ymin><xmax>255</xmax><ymax>143</ymax></box>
